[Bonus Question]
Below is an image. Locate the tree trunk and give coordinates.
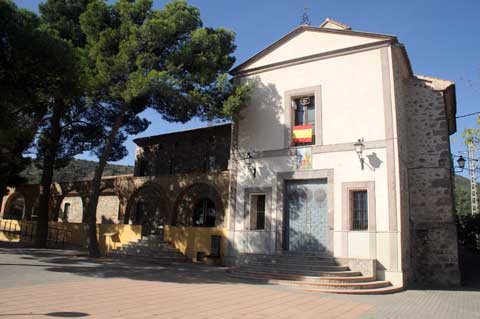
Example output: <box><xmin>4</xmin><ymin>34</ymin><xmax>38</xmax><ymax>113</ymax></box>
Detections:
<box><xmin>87</xmin><ymin>105</ymin><xmax>127</xmax><ymax>258</ymax></box>
<box><xmin>35</xmin><ymin>102</ymin><xmax>64</xmax><ymax>247</ymax></box>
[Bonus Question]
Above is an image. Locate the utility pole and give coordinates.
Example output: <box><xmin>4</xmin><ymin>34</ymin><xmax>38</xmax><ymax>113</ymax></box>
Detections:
<box><xmin>468</xmin><ymin>143</ymin><xmax>478</xmax><ymax>214</ymax></box>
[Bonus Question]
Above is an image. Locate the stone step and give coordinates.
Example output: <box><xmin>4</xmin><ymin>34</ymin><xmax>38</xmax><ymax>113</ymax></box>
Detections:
<box><xmin>110</xmin><ymin>252</ymin><xmax>188</xmax><ymax>264</ymax></box>
<box><xmin>242</xmin><ymin>263</ymin><xmax>341</xmax><ymax>272</ymax></box>
<box><xmin>110</xmin><ymin>250</ymin><xmax>187</xmax><ymax>262</ymax></box>
<box><xmin>233</xmin><ymin>266</ymin><xmax>353</xmax><ymax>277</ymax></box>
<box><xmin>241</xmin><ymin>252</ymin><xmax>332</xmax><ymax>257</ymax></box>
<box><xmin>227</xmin><ymin>269</ymin><xmax>399</xmax><ymax>294</ymax></box>
<box><xmin>278</xmin><ymin>251</ymin><xmax>331</xmax><ymax>256</ymax></box>
<box><xmin>304</xmin><ymin>285</ymin><xmax>403</xmax><ymax>295</ymax></box>
<box><xmin>229</xmin><ymin>270</ymin><xmax>371</xmax><ymax>282</ymax></box>
<box><xmin>243</xmin><ymin>259</ymin><xmax>337</xmax><ymax>268</ymax></box>
<box><xmin>118</xmin><ymin>247</ymin><xmax>184</xmax><ymax>257</ymax></box>
<box><xmin>229</xmin><ymin>273</ymin><xmax>388</xmax><ymax>289</ymax></box>
<box><xmin>236</xmin><ymin>264</ymin><xmax>350</xmax><ymax>273</ymax></box>
<box><xmin>120</xmin><ymin>245</ymin><xmax>179</xmax><ymax>254</ymax></box>
<box><xmin>133</xmin><ymin>241</ymin><xmax>173</xmax><ymax>248</ymax></box>
<box><xmin>238</xmin><ymin>254</ymin><xmax>335</xmax><ymax>263</ymax></box>
<box><xmin>283</xmin><ymin>280</ymin><xmax>392</xmax><ymax>290</ymax></box>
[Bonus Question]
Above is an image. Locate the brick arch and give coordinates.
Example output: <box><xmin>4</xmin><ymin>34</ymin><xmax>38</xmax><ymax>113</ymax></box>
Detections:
<box><xmin>125</xmin><ymin>182</ymin><xmax>170</xmax><ymax>235</ymax></box>
<box><xmin>172</xmin><ymin>183</ymin><xmax>224</xmax><ymax>227</ymax></box>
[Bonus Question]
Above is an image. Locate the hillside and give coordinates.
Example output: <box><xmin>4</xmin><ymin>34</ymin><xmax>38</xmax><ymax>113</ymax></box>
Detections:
<box><xmin>21</xmin><ymin>159</ymin><xmax>134</xmax><ymax>184</ymax></box>
<box><xmin>455</xmin><ymin>175</ymin><xmax>478</xmax><ymax>188</ymax></box>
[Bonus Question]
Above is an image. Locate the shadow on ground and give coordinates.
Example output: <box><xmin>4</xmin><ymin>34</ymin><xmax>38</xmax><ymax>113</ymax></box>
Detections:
<box><xmin>0</xmin><ymin>241</ymin><xmax>258</xmax><ymax>286</ymax></box>
<box><xmin>0</xmin><ymin>311</ymin><xmax>89</xmax><ymax>317</ymax></box>
<box><xmin>1</xmin><ymin>241</ymin><xmax>480</xmax><ymax>293</ymax></box>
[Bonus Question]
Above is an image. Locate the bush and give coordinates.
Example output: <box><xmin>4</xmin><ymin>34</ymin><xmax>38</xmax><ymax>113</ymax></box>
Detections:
<box><xmin>457</xmin><ymin>213</ymin><xmax>480</xmax><ymax>251</ymax></box>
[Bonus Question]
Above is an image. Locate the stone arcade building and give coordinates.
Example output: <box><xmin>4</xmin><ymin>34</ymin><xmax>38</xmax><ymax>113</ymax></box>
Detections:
<box><xmin>1</xmin><ymin>19</ymin><xmax>460</xmax><ymax>291</ymax></box>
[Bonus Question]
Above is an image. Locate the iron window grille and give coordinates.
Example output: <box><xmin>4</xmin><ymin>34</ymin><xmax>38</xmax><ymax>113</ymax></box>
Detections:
<box><xmin>351</xmin><ymin>190</ymin><xmax>368</xmax><ymax>230</ymax></box>
<box><xmin>250</xmin><ymin>194</ymin><xmax>266</xmax><ymax>230</ymax></box>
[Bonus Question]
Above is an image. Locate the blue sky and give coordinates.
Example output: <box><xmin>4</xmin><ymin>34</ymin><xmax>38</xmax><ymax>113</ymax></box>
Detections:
<box><xmin>16</xmin><ymin>0</ymin><xmax>480</xmax><ymax>171</ymax></box>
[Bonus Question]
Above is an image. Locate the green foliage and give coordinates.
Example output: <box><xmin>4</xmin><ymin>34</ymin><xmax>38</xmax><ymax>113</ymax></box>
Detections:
<box><xmin>79</xmin><ymin>0</ymin><xmax>250</xmax><ymax>257</ymax></box>
<box><xmin>80</xmin><ymin>0</ymin><xmax>250</xmax><ymax>144</ymax></box>
<box><xmin>455</xmin><ymin>175</ymin><xmax>473</xmax><ymax>216</ymax></box>
<box><xmin>455</xmin><ymin>175</ymin><xmax>480</xmax><ymax>251</ymax></box>
<box><xmin>21</xmin><ymin>158</ymin><xmax>133</xmax><ymax>184</ymax></box>
<box><xmin>461</xmin><ymin>115</ymin><xmax>480</xmax><ymax>146</ymax></box>
<box><xmin>39</xmin><ymin>0</ymin><xmax>91</xmax><ymax>47</ymax></box>
<box><xmin>0</xmin><ymin>0</ymin><xmax>61</xmax><ymax>194</ymax></box>
<box><xmin>457</xmin><ymin>213</ymin><xmax>480</xmax><ymax>251</ymax></box>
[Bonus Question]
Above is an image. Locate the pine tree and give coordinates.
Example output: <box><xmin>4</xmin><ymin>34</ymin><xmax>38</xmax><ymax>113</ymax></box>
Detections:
<box><xmin>80</xmin><ymin>0</ymin><xmax>250</xmax><ymax>257</ymax></box>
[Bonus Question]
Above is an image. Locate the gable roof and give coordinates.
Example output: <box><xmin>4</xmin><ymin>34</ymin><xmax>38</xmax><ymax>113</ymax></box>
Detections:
<box><xmin>231</xmin><ymin>25</ymin><xmax>397</xmax><ymax>75</ymax></box>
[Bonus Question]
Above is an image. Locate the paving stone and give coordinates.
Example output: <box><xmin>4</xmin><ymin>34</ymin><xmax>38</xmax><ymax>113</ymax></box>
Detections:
<box><xmin>0</xmin><ymin>244</ymin><xmax>478</xmax><ymax>319</ymax></box>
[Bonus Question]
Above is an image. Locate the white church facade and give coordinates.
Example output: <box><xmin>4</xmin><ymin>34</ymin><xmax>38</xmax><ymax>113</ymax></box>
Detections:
<box><xmin>226</xmin><ymin>18</ymin><xmax>459</xmax><ymax>288</ymax></box>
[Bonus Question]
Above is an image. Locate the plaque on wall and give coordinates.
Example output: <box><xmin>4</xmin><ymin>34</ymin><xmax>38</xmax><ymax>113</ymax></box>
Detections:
<box><xmin>294</xmin><ymin>147</ymin><xmax>312</xmax><ymax>170</ymax></box>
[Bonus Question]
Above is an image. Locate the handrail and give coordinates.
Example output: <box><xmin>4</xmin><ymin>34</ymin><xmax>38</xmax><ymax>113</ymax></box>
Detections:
<box><xmin>0</xmin><ymin>219</ymin><xmax>73</xmax><ymax>248</ymax></box>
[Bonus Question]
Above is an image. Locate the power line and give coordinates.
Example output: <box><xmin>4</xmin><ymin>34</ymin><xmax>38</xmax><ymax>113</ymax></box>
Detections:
<box><xmin>456</xmin><ymin>111</ymin><xmax>480</xmax><ymax>119</ymax></box>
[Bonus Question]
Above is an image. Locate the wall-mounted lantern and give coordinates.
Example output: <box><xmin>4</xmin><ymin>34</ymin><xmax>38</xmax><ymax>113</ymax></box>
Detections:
<box><xmin>452</xmin><ymin>155</ymin><xmax>466</xmax><ymax>175</ymax></box>
<box><xmin>457</xmin><ymin>156</ymin><xmax>466</xmax><ymax>170</ymax></box>
<box><xmin>245</xmin><ymin>152</ymin><xmax>256</xmax><ymax>178</ymax></box>
<box><xmin>451</xmin><ymin>154</ymin><xmax>470</xmax><ymax>175</ymax></box>
<box><xmin>239</xmin><ymin>150</ymin><xmax>256</xmax><ymax>178</ymax></box>
<box><xmin>354</xmin><ymin>138</ymin><xmax>365</xmax><ymax>170</ymax></box>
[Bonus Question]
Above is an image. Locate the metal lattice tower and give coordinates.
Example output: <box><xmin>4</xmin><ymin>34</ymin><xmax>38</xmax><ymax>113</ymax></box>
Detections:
<box><xmin>300</xmin><ymin>7</ymin><xmax>311</xmax><ymax>26</ymax></box>
<box><xmin>468</xmin><ymin>143</ymin><xmax>478</xmax><ymax>214</ymax></box>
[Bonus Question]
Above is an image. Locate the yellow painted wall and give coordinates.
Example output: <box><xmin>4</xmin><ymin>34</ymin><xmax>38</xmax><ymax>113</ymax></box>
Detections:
<box><xmin>1</xmin><ymin>219</ymin><xmax>227</xmax><ymax>262</ymax></box>
<box><xmin>0</xmin><ymin>219</ymin><xmax>141</xmax><ymax>254</ymax></box>
<box><xmin>164</xmin><ymin>225</ymin><xmax>228</xmax><ymax>264</ymax></box>
<box><xmin>96</xmin><ymin>223</ymin><xmax>142</xmax><ymax>253</ymax></box>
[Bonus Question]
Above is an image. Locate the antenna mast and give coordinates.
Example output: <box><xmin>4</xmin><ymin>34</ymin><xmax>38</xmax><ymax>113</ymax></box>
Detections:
<box><xmin>300</xmin><ymin>7</ymin><xmax>311</xmax><ymax>26</ymax></box>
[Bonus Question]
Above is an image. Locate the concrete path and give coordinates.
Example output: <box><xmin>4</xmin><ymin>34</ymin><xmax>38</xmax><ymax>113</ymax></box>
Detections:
<box><xmin>0</xmin><ymin>242</ymin><xmax>478</xmax><ymax>319</ymax></box>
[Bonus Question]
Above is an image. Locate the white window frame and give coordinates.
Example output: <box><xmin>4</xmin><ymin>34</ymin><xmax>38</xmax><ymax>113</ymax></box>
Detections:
<box><xmin>284</xmin><ymin>85</ymin><xmax>323</xmax><ymax>148</ymax></box>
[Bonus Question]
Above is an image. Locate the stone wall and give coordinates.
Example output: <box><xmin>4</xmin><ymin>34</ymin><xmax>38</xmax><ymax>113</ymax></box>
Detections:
<box><xmin>1</xmin><ymin>172</ymin><xmax>230</xmax><ymax>231</ymax></box>
<box><xmin>134</xmin><ymin>124</ymin><xmax>231</xmax><ymax>177</ymax></box>
<box><xmin>96</xmin><ymin>195</ymin><xmax>119</xmax><ymax>224</ymax></box>
<box><xmin>60</xmin><ymin>196</ymin><xmax>83</xmax><ymax>223</ymax></box>
<box><xmin>404</xmin><ymin>77</ymin><xmax>460</xmax><ymax>286</ymax></box>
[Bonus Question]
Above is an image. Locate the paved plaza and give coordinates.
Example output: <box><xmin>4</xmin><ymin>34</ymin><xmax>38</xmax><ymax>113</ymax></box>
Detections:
<box><xmin>0</xmin><ymin>243</ymin><xmax>478</xmax><ymax>319</ymax></box>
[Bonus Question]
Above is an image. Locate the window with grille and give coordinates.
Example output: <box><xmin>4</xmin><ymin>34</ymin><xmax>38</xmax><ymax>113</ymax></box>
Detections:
<box><xmin>351</xmin><ymin>190</ymin><xmax>368</xmax><ymax>230</ymax></box>
<box><xmin>250</xmin><ymin>194</ymin><xmax>266</xmax><ymax>230</ymax></box>
<box><xmin>292</xmin><ymin>95</ymin><xmax>315</xmax><ymax>146</ymax></box>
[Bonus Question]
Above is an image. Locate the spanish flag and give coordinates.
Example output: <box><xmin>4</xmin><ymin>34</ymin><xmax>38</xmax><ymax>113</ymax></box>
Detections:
<box><xmin>292</xmin><ymin>125</ymin><xmax>313</xmax><ymax>143</ymax></box>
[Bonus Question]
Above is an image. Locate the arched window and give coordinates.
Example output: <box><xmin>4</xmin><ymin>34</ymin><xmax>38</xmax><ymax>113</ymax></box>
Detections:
<box><xmin>4</xmin><ymin>194</ymin><xmax>25</xmax><ymax>220</ymax></box>
<box><xmin>193</xmin><ymin>199</ymin><xmax>216</xmax><ymax>227</ymax></box>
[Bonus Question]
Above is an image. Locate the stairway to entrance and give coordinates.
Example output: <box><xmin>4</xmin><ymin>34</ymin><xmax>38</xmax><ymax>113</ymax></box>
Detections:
<box><xmin>228</xmin><ymin>252</ymin><xmax>402</xmax><ymax>294</ymax></box>
<box><xmin>109</xmin><ymin>234</ymin><xmax>188</xmax><ymax>264</ymax></box>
